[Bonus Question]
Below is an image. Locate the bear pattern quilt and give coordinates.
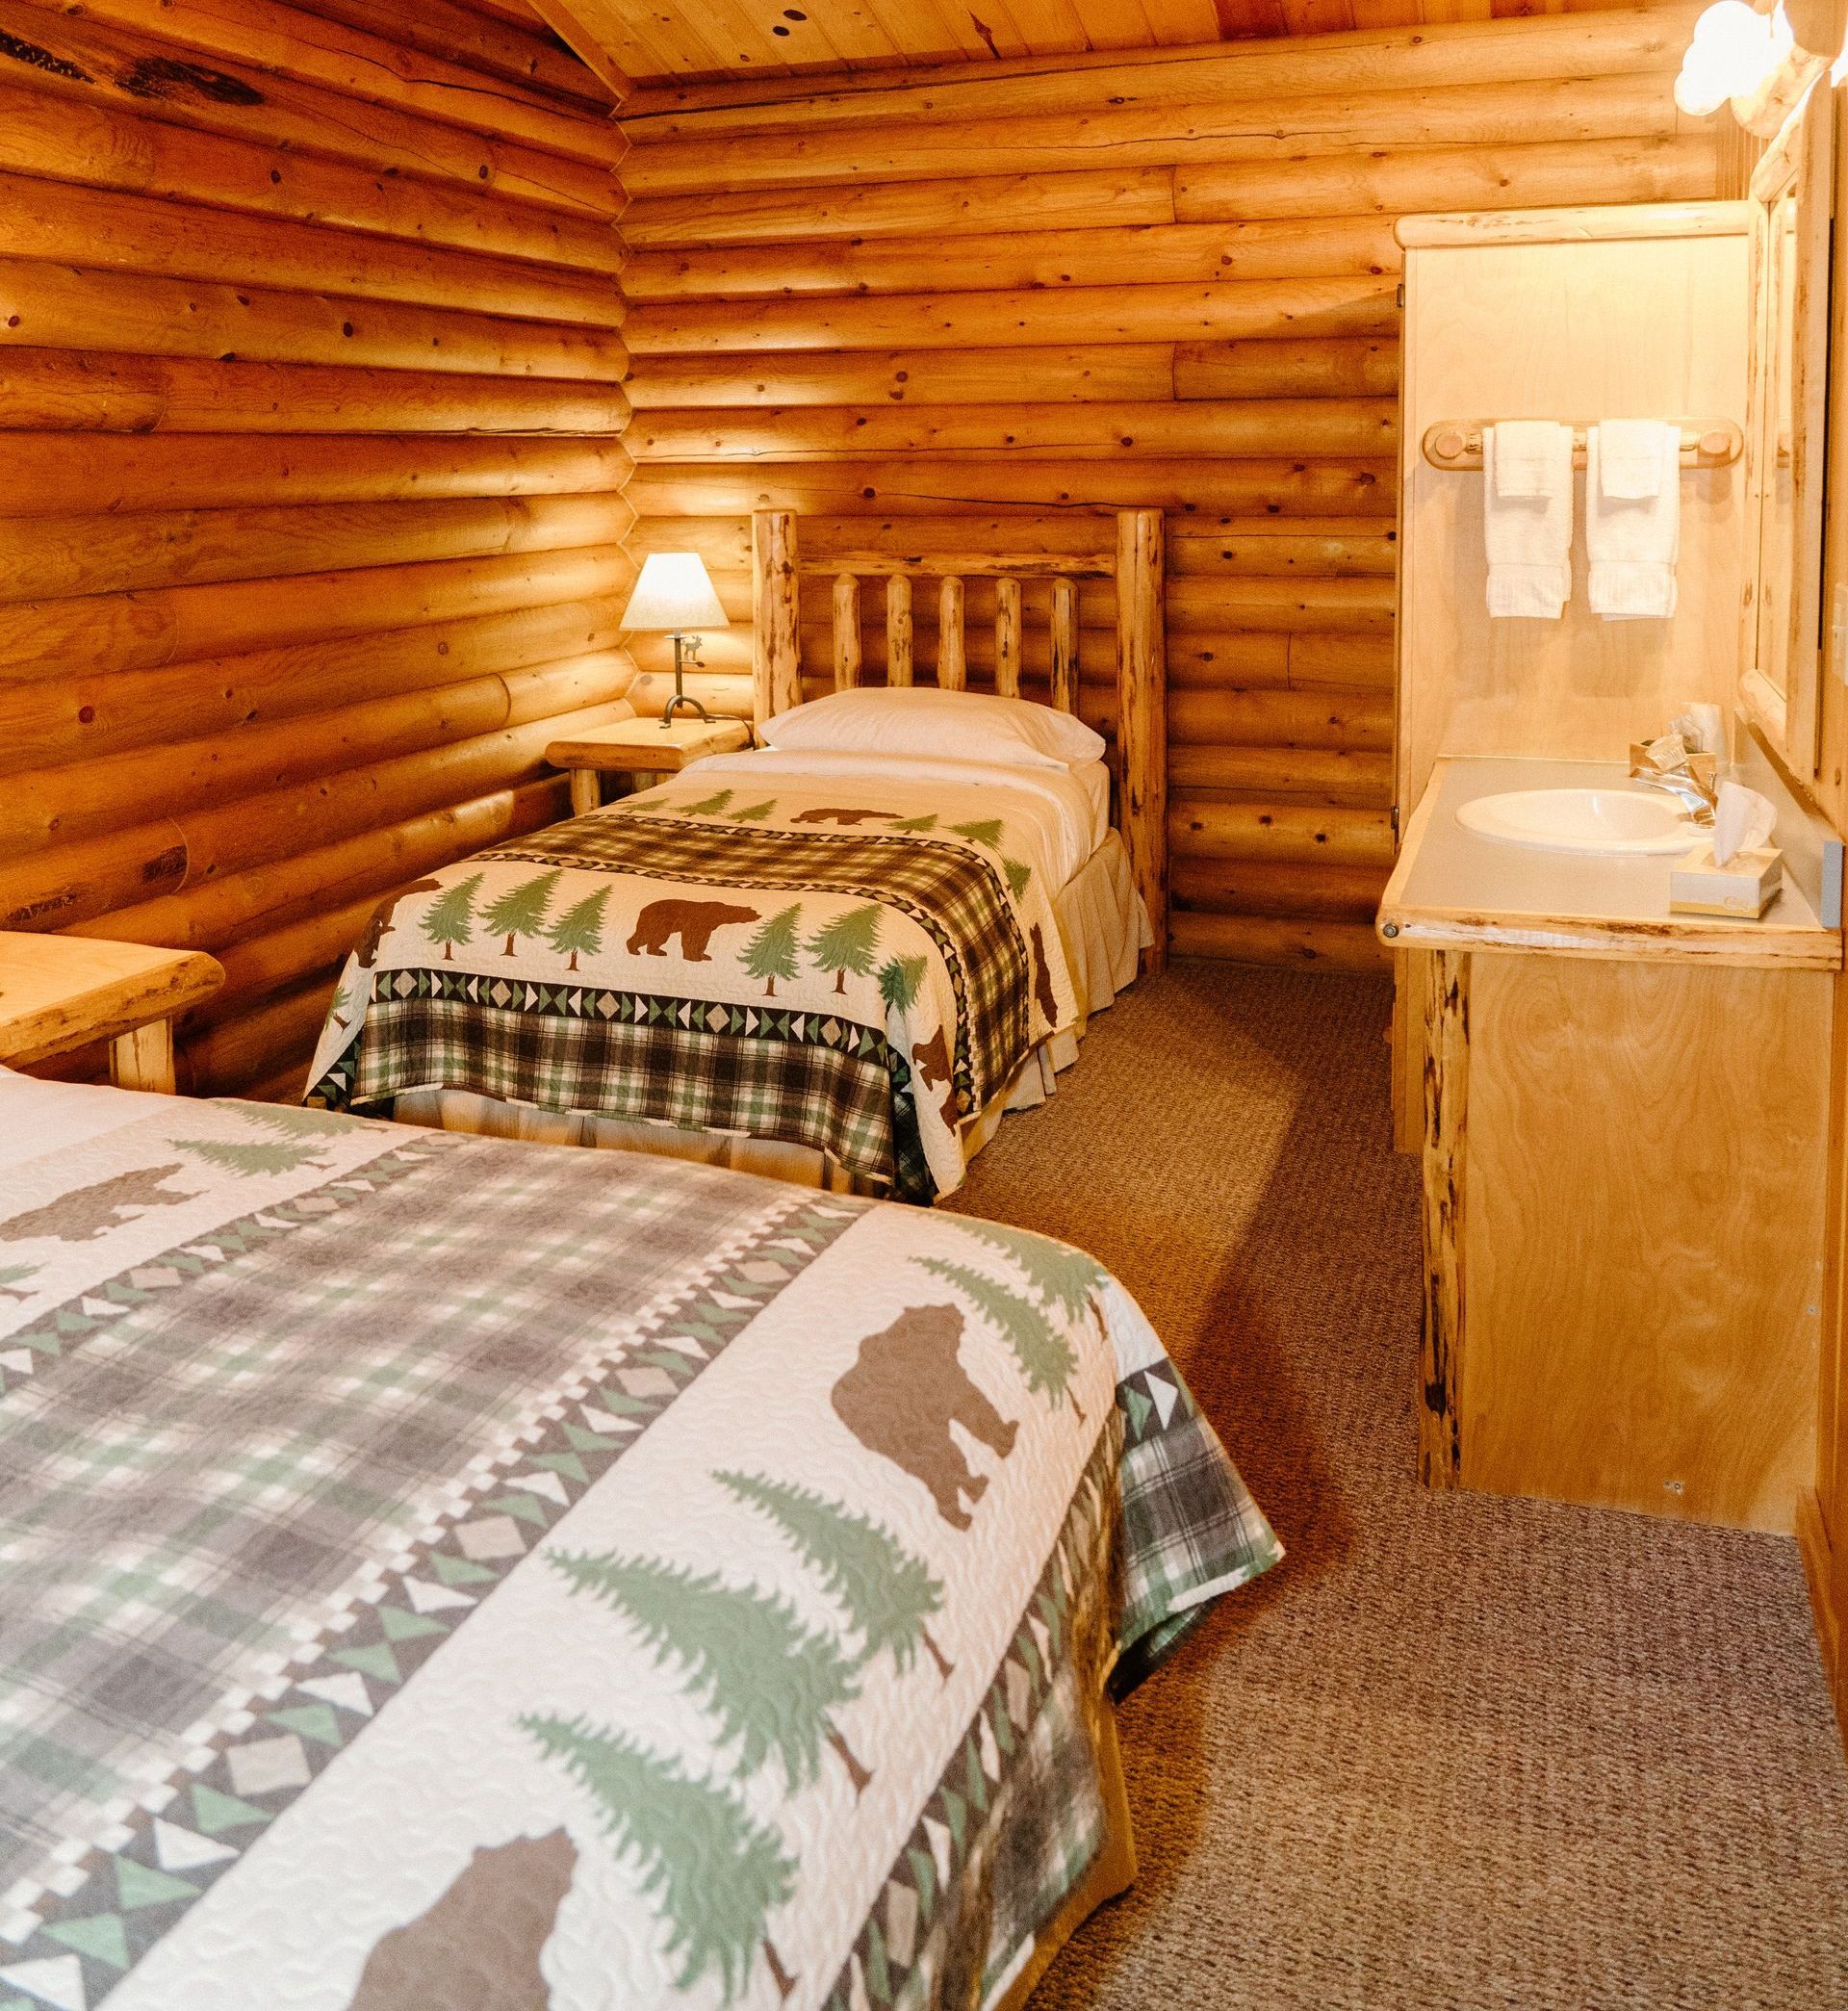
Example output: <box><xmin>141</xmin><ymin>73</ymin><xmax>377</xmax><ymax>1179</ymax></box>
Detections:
<box><xmin>303</xmin><ymin>770</ymin><xmax>1085</xmax><ymax>1202</ymax></box>
<box><xmin>0</xmin><ymin>1087</ymin><xmax>1280</xmax><ymax>2010</ymax></box>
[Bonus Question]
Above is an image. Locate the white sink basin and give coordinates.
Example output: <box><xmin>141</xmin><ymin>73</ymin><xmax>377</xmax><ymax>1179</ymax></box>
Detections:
<box><xmin>1455</xmin><ymin>786</ymin><xmax>1698</xmax><ymax>856</ymax></box>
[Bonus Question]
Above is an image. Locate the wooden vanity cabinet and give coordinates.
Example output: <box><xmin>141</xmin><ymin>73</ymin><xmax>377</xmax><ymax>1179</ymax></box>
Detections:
<box><xmin>1383</xmin><ymin>754</ymin><xmax>1838</xmax><ymax>1536</ymax></box>
<box><xmin>1419</xmin><ymin>948</ymin><xmax>1830</xmax><ymax>1533</ymax></box>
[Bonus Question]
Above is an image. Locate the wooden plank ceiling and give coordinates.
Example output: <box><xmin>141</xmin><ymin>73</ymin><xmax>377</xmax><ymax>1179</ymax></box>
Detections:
<box><xmin>529</xmin><ymin>0</ymin><xmax>1696</xmax><ymax>90</ymax></box>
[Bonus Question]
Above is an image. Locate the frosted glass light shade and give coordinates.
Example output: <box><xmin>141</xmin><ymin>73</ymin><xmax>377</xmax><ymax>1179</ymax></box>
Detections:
<box><xmin>1674</xmin><ymin>0</ymin><xmax>1788</xmax><ymax>114</ymax></box>
<box><xmin>619</xmin><ymin>552</ymin><xmax>730</xmax><ymax>632</ymax></box>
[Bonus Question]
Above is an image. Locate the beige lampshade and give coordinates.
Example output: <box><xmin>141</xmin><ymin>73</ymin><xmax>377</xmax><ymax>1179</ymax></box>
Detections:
<box><xmin>619</xmin><ymin>552</ymin><xmax>730</xmax><ymax>633</ymax></box>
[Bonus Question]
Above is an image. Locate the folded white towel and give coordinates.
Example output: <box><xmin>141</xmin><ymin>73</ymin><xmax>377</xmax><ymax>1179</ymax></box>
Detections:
<box><xmin>1587</xmin><ymin>423</ymin><xmax>1679</xmax><ymax>618</ymax></box>
<box><xmin>1597</xmin><ymin>417</ymin><xmax>1668</xmax><ymax>499</ymax></box>
<box><xmin>1483</xmin><ymin>422</ymin><xmax>1573</xmax><ymax>619</ymax></box>
<box><xmin>1491</xmin><ymin>419</ymin><xmax>1568</xmax><ymax>499</ymax></box>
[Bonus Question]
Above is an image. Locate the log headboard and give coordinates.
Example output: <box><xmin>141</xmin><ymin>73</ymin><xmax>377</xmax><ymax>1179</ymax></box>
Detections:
<box><xmin>747</xmin><ymin>508</ymin><xmax>1168</xmax><ymax>973</ymax></box>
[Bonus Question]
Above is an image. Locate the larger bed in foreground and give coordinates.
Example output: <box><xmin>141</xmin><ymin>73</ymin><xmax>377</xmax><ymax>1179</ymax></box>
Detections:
<box><xmin>0</xmin><ymin>1072</ymin><xmax>1277</xmax><ymax>2010</ymax></box>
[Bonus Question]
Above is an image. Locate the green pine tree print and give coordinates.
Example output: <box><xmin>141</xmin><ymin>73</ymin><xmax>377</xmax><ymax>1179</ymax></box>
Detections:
<box><xmin>545</xmin><ymin>1550</ymin><xmax>870</xmax><ymax>1792</ymax></box>
<box><xmin>170</xmin><ymin>1094</ymin><xmax>351</xmax><ymax>1178</ymax></box>
<box><xmin>481</xmin><ymin>869</ymin><xmax>563</xmax><ymax>957</ymax></box>
<box><xmin>328</xmin><ymin>977</ymin><xmax>352</xmax><ymax>1032</ymax></box>
<box><xmin>951</xmin><ymin>819</ymin><xmax>1004</xmax><ymax>848</ymax></box>
<box><xmin>716</xmin><ymin>1470</ymin><xmax>953</xmax><ymax>1681</ymax></box>
<box><xmin>808</xmin><ymin>904</ymin><xmax>883</xmax><ymax>994</ymax></box>
<box><xmin>547</xmin><ymin>887</ymin><xmax>611</xmax><ymax>972</ymax></box>
<box><xmin>887</xmin><ymin>813</ymin><xmax>937</xmax><ymax>833</ymax></box>
<box><xmin>878</xmin><ymin>954</ymin><xmax>928</xmax><ymax>1015</ymax></box>
<box><xmin>742</xmin><ymin>904</ymin><xmax>803</xmax><ymax>998</ymax></box>
<box><xmin>229</xmin><ymin>1103</ymin><xmax>353</xmax><ymax>1141</ymax></box>
<box><xmin>0</xmin><ymin>1264</ymin><xmax>39</xmax><ymax>1302</ymax></box>
<box><xmin>520</xmin><ymin>1714</ymin><xmax>797</xmax><ymax>2004</ymax></box>
<box><xmin>950</xmin><ymin>1218</ymin><xmax>1105</xmax><ymax>1320</ymax></box>
<box><xmin>675</xmin><ymin>789</ymin><xmax>735</xmax><ymax>817</ymax></box>
<box><xmin>1002</xmin><ymin>857</ymin><xmax>1032</xmax><ymax>901</ymax></box>
<box><xmin>169</xmin><ymin>1137</ymin><xmax>330</xmax><ymax>1178</ymax></box>
<box><xmin>420</xmin><ymin>872</ymin><xmax>483</xmax><ymax>963</ymax></box>
<box><xmin>913</xmin><ymin>1256</ymin><xmax>1083</xmax><ymax>1419</ymax></box>
<box><xmin>727</xmin><ymin>800</ymin><xmax>779</xmax><ymax>822</ymax></box>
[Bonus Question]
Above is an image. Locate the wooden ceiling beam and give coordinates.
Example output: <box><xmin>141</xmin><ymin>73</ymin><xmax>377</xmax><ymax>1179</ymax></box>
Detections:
<box><xmin>522</xmin><ymin>0</ymin><xmax>639</xmax><ymax>102</ymax></box>
<box><xmin>620</xmin><ymin>2</ymin><xmax>1694</xmax><ymax>122</ymax></box>
<box><xmin>617</xmin><ymin>0</ymin><xmax>1696</xmax><ymax>97</ymax></box>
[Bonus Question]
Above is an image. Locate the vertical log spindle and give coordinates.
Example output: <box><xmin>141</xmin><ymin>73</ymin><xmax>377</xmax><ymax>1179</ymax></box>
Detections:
<box><xmin>833</xmin><ymin>573</ymin><xmax>861</xmax><ymax>690</ymax></box>
<box><xmin>886</xmin><ymin>574</ymin><xmax>913</xmax><ymax>686</ymax></box>
<box><xmin>937</xmin><ymin>575</ymin><xmax>966</xmax><ymax>690</ymax></box>
<box><xmin>1050</xmin><ymin>576</ymin><xmax>1078</xmax><ymax>714</ymax></box>
<box><xmin>994</xmin><ymin>576</ymin><xmax>1021</xmax><ymax>699</ymax></box>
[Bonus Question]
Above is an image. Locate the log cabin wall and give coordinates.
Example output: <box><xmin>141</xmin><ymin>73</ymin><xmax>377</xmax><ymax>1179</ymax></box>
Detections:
<box><xmin>618</xmin><ymin>1</ymin><xmax>1717</xmax><ymax>971</ymax></box>
<box><xmin>0</xmin><ymin>0</ymin><xmax>630</xmax><ymax>1099</ymax></box>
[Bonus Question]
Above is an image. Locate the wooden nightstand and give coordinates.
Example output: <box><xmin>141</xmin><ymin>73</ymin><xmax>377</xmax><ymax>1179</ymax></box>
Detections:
<box><xmin>547</xmin><ymin>714</ymin><xmax>754</xmax><ymax>816</ymax></box>
<box><xmin>0</xmin><ymin>935</ymin><xmax>225</xmax><ymax>1095</ymax></box>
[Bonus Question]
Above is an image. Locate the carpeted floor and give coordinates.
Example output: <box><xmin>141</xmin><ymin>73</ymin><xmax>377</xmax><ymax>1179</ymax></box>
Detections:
<box><xmin>947</xmin><ymin>963</ymin><xmax>1848</xmax><ymax>2011</ymax></box>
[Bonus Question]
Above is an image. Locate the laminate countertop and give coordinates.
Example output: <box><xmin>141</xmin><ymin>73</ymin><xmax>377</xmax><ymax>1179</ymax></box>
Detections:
<box><xmin>1377</xmin><ymin>756</ymin><xmax>1843</xmax><ymax>970</ymax></box>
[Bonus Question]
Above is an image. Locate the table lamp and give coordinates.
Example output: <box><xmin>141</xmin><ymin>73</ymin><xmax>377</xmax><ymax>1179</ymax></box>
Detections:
<box><xmin>618</xmin><ymin>552</ymin><xmax>731</xmax><ymax>725</ymax></box>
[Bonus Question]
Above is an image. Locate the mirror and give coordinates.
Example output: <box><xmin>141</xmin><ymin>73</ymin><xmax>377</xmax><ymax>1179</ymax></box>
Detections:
<box><xmin>1743</xmin><ymin>83</ymin><xmax>1835</xmax><ymax>776</ymax></box>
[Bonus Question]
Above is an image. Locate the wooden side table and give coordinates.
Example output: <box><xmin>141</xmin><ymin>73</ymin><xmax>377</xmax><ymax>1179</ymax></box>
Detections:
<box><xmin>547</xmin><ymin>714</ymin><xmax>754</xmax><ymax>815</ymax></box>
<box><xmin>0</xmin><ymin>934</ymin><xmax>225</xmax><ymax>1094</ymax></box>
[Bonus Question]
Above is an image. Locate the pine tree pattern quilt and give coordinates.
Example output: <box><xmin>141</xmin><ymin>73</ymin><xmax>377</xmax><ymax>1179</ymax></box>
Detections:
<box><xmin>0</xmin><ymin>1082</ymin><xmax>1279</xmax><ymax>2011</ymax></box>
<box><xmin>303</xmin><ymin>771</ymin><xmax>1089</xmax><ymax>1203</ymax></box>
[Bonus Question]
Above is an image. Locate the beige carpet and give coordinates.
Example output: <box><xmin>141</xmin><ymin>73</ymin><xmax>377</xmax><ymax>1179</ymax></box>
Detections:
<box><xmin>948</xmin><ymin>963</ymin><xmax>1848</xmax><ymax>2011</ymax></box>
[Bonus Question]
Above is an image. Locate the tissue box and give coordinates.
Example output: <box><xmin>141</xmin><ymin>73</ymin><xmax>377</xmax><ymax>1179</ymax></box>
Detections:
<box><xmin>1667</xmin><ymin>842</ymin><xmax>1783</xmax><ymax>918</ymax></box>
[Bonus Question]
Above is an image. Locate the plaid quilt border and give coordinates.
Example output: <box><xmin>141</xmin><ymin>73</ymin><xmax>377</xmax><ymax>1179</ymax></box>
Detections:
<box><xmin>315</xmin><ymin>971</ymin><xmax>936</xmax><ymax>1200</ymax></box>
<box><xmin>1113</xmin><ymin>1361</ymin><xmax>1284</xmax><ymax>1690</ymax></box>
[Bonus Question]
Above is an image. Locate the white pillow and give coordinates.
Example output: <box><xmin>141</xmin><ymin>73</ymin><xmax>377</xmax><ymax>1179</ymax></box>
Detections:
<box><xmin>761</xmin><ymin>687</ymin><xmax>1104</xmax><ymax>770</ymax></box>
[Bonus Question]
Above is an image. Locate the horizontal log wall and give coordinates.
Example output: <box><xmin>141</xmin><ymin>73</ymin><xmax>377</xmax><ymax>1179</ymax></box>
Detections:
<box><xmin>619</xmin><ymin>4</ymin><xmax>1718</xmax><ymax>973</ymax></box>
<box><xmin>0</xmin><ymin>0</ymin><xmax>629</xmax><ymax>1098</ymax></box>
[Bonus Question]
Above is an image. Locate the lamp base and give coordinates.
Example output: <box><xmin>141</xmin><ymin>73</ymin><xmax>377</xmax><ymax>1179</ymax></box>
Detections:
<box><xmin>661</xmin><ymin>632</ymin><xmax>712</xmax><ymax>727</ymax></box>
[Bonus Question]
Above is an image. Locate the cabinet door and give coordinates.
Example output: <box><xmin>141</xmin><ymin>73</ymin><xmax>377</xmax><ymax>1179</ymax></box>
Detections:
<box><xmin>1456</xmin><ymin>956</ymin><xmax>1826</xmax><ymax>1532</ymax></box>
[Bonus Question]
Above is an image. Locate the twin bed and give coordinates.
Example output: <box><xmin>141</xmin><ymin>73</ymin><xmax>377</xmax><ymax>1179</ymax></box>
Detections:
<box><xmin>0</xmin><ymin>1070</ymin><xmax>1277</xmax><ymax>2010</ymax></box>
<box><xmin>302</xmin><ymin>511</ymin><xmax>1170</xmax><ymax>1203</ymax></box>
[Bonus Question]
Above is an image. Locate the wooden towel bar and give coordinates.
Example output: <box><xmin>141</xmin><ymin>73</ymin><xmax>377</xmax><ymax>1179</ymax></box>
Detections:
<box><xmin>1422</xmin><ymin>419</ymin><xmax>1744</xmax><ymax>470</ymax></box>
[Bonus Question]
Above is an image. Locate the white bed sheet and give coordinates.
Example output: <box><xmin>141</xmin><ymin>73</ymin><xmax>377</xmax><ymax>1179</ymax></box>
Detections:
<box><xmin>679</xmin><ymin>747</ymin><xmax>1112</xmax><ymax>891</ymax></box>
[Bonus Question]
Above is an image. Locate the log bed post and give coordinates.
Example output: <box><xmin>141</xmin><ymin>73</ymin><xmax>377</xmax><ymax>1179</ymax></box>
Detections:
<box><xmin>1116</xmin><ymin>508</ymin><xmax>1167</xmax><ymax>974</ymax></box>
<box><xmin>752</xmin><ymin>509</ymin><xmax>801</xmax><ymax>729</ymax></box>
